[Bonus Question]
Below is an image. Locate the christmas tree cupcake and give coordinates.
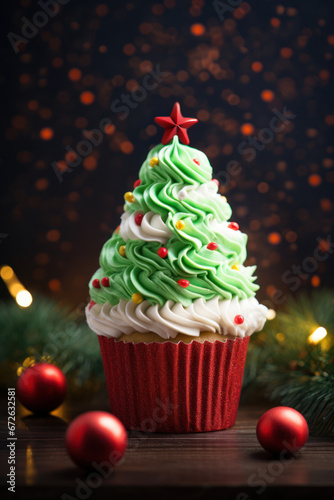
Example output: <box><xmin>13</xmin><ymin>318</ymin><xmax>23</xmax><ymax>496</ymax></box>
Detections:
<box><xmin>86</xmin><ymin>103</ymin><xmax>267</xmax><ymax>432</ymax></box>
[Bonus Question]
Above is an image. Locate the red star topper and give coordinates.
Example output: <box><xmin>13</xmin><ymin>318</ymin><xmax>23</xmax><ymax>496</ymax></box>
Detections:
<box><xmin>154</xmin><ymin>102</ymin><xmax>198</xmax><ymax>145</ymax></box>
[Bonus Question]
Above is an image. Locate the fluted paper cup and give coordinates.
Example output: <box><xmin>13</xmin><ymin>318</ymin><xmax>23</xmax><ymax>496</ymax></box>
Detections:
<box><xmin>98</xmin><ymin>335</ymin><xmax>249</xmax><ymax>433</ymax></box>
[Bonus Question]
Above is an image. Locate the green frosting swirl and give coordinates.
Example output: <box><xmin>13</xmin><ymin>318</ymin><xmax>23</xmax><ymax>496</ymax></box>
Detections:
<box><xmin>129</xmin><ymin>137</ymin><xmax>231</xmax><ymax>222</ymax></box>
<box><xmin>89</xmin><ymin>136</ymin><xmax>259</xmax><ymax>308</ymax></box>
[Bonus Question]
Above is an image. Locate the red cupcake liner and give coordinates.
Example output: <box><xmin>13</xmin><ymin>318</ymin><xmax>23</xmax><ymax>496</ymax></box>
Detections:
<box><xmin>98</xmin><ymin>335</ymin><xmax>249</xmax><ymax>433</ymax></box>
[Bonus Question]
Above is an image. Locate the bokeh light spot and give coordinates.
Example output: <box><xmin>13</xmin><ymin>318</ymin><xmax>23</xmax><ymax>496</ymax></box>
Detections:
<box><xmin>280</xmin><ymin>47</ymin><xmax>293</xmax><ymax>58</ymax></box>
<box><xmin>48</xmin><ymin>279</ymin><xmax>61</xmax><ymax>292</ymax></box>
<box><xmin>320</xmin><ymin>199</ymin><xmax>332</xmax><ymax>211</ymax></box>
<box><xmin>240</xmin><ymin>123</ymin><xmax>254</xmax><ymax>135</ymax></box>
<box><xmin>252</xmin><ymin>61</ymin><xmax>263</xmax><ymax>72</ymax></box>
<box><xmin>123</xmin><ymin>44</ymin><xmax>135</xmax><ymax>56</ymax></box>
<box><xmin>83</xmin><ymin>156</ymin><xmax>97</xmax><ymax>170</ymax></box>
<box><xmin>308</xmin><ymin>174</ymin><xmax>322</xmax><ymax>187</ymax></box>
<box><xmin>191</xmin><ymin>23</ymin><xmax>205</xmax><ymax>36</ymax></box>
<box><xmin>35</xmin><ymin>178</ymin><xmax>49</xmax><ymax>191</ymax></box>
<box><xmin>104</xmin><ymin>123</ymin><xmax>115</xmax><ymax>135</ymax></box>
<box><xmin>268</xmin><ymin>232</ymin><xmax>281</xmax><ymax>245</ymax></box>
<box><xmin>39</xmin><ymin>127</ymin><xmax>54</xmax><ymax>140</ymax></box>
<box><xmin>68</xmin><ymin>68</ymin><xmax>82</xmax><ymax>81</ymax></box>
<box><xmin>80</xmin><ymin>91</ymin><xmax>95</xmax><ymax>105</ymax></box>
<box><xmin>16</xmin><ymin>290</ymin><xmax>33</xmax><ymax>308</ymax></box>
<box><xmin>311</xmin><ymin>275</ymin><xmax>320</xmax><ymax>287</ymax></box>
<box><xmin>46</xmin><ymin>230</ymin><xmax>60</xmax><ymax>242</ymax></box>
<box><xmin>120</xmin><ymin>141</ymin><xmax>134</xmax><ymax>154</ymax></box>
<box><xmin>96</xmin><ymin>4</ymin><xmax>108</xmax><ymax>16</ymax></box>
<box><xmin>270</xmin><ymin>18</ymin><xmax>280</xmax><ymax>28</ymax></box>
<box><xmin>258</xmin><ymin>182</ymin><xmax>269</xmax><ymax>193</ymax></box>
<box><xmin>261</xmin><ymin>90</ymin><xmax>274</xmax><ymax>102</ymax></box>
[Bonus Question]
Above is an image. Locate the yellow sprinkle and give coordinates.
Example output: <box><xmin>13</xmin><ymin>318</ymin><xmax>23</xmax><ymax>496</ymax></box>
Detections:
<box><xmin>221</xmin><ymin>196</ymin><xmax>227</xmax><ymax>203</ymax></box>
<box><xmin>175</xmin><ymin>220</ymin><xmax>185</xmax><ymax>230</ymax></box>
<box><xmin>119</xmin><ymin>245</ymin><xmax>126</xmax><ymax>256</ymax></box>
<box><xmin>232</xmin><ymin>264</ymin><xmax>240</xmax><ymax>271</ymax></box>
<box><xmin>124</xmin><ymin>191</ymin><xmax>135</xmax><ymax>203</ymax></box>
<box><xmin>132</xmin><ymin>293</ymin><xmax>143</xmax><ymax>304</ymax></box>
<box><xmin>149</xmin><ymin>157</ymin><xmax>159</xmax><ymax>167</ymax></box>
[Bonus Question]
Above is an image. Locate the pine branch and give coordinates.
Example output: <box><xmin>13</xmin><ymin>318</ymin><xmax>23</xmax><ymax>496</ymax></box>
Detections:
<box><xmin>244</xmin><ymin>289</ymin><xmax>334</xmax><ymax>436</ymax></box>
<box><xmin>0</xmin><ymin>296</ymin><xmax>103</xmax><ymax>389</ymax></box>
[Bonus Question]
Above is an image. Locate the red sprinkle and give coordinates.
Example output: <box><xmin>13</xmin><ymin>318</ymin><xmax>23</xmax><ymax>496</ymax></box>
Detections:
<box><xmin>134</xmin><ymin>179</ymin><xmax>141</xmax><ymax>188</ymax></box>
<box><xmin>193</xmin><ymin>158</ymin><xmax>200</xmax><ymax>165</ymax></box>
<box><xmin>158</xmin><ymin>247</ymin><xmax>168</xmax><ymax>258</ymax></box>
<box><xmin>92</xmin><ymin>279</ymin><xmax>100</xmax><ymax>289</ymax></box>
<box><xmin>88</xmin><ymin>300</ymin><xmax>96</xmax><ymax>311</ymax></box>
<box><xmin>178</xmin><ymin>279</ymin><xmax>190</xmax><ymax>288</ymax></box>
<box><xmin>234</xmin><ymin>315</ymin><xmax>244</xmax><ymax>325</ymax></box>
<box><xmin>135</xmin><ymin>214</ymin><xmax>143</xmax><ymax>226</ymax></box>
<box><xmin>228</xmin><ymin>222</ymin><xmax>239</xmax><ymax>231</ymax></box>
<box><xmin>207</xmin><ymin>242</ymin><xmax>218</xmax><ymax>250</ymax></box>
<box><xmin>101</xmin><ymin>277</ymin><xmax>110</xmax><ymax>287</ymax></box>
<box><xmin>212</xmin><ymin>179</ymin><xmax>219</xmax><ymax>187</ymax></box>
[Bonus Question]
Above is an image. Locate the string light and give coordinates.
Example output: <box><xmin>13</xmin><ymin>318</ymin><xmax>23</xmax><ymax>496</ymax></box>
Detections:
<box><xmin>16</xmin><ymin>290</ymin><xmax>33</xmax><ymax>308</ymax></box>
<box><xmin>266</xmin><ymin>309</ymin><xmax>276</xmax><ymax>320</ymax></box>
<box><xmin>0</xmin><ymin>265</ymin><xmax>33</xmax><ymax>308</ymax></box>
<box><xmin>308</xmin><ymin>327</ymin><xmax>327</xmax><ymax>345</ymax></box>
<box><xmin>0</xmin><ymin>266</ymin><xmax>13</xmax><ymax>280</ymax></box>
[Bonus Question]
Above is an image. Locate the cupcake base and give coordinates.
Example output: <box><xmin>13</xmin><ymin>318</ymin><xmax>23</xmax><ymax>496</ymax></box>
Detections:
<box><xmin>98</xmin><ymin>334</ymin><xmax>249</xmax><ymax>433</ymax></box>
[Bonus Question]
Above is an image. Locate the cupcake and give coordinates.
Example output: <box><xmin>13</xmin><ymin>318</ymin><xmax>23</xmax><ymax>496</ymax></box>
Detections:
<box><xmin>86</xmin><ymin>102</ymin><xmax>267</xmax><ymax>433</ymax></box>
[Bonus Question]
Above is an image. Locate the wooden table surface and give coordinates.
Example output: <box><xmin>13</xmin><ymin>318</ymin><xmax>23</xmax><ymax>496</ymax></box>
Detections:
<box><xmin>1</xmin><ymin>393</ymin><xmax>334</xmax><ymax>500</ymax></box>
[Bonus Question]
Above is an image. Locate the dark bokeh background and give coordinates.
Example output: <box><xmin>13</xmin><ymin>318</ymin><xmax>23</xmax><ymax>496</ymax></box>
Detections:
<box><xmin>1</xmin><ymin>0</ymin><xmax>333</xmax><ymax>310</ymax></box>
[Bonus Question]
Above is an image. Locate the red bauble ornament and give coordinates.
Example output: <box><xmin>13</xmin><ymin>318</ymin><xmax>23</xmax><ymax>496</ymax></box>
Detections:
<box><xmin>257</xmin><ymin>407</ymin><xmax>309</xmax><ymax>456</ymax></box>
<box><xmin>158</xmin><ymin>247</ymin><xmax>168</xmax><ymax>258</ymax></box>
<box><xmin>207</xmin><ymin>242</ymin><xmax>218</xmax><ymax>250</ymax></box>
<box><xmin>92</xmin><ymin>279</ymin><xmax>100</xmax><ymax>288</ymax></box>
<box><xmin>66</xmin><ymin>411</ymin><xmax>127</xmax><ymax>469</ymax></box>
<box><xmin>193</xmin><ymin>158</ymin><xmax>200</xmax><ymax>165</ymax></box>
<box><xmin>17</xmin><ymin>363</ymin><xmax>67</xmax><ymax>413</ymax></box>
<box><xmin>101</xmin><ymin>277</ymin><xmax>110</xmax><ymax>287</ymax></box>
<box><xmin>135</xmin><ymin>214</ymin><xmax>143</xmax><ymax>226</ymax></box>
<box><xmin>234</xmin><ymin>315</ymin><xmax>244</xmax><ymax>325</ymax></box>
<box><xmin>178</xmin><ymin>279</ymin><xmax>190</xmax><ymax>288</ymax></box>
<box><xmin>133</xmin><ymin>179</ymin><xmax>141</xmax><ymax>188</ymax></box>
<box><xmin>228</xmin><ymin>222</ymin><xmax>239</xmax><ymax>231</ymax></box>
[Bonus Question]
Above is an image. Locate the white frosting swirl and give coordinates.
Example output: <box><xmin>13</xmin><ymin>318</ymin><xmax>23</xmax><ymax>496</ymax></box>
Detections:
<box><xmin>86</xmin><ymin>297</ymin><xmax>268</xmax><ymax>340</ymax></box>
<box><xmin>208</xmin><ymin>218</ymin><xmax>245</xmax><ymax>241</ymax></box>
<box><xmin>177</xmin><ymin>180</ymin><xmax>225</xmax><ymax>202</ymax></box>
<box><xmin>119</xmin><ymin>210</ymin><xmax>173</xmax><ymax>244</ymax></box>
